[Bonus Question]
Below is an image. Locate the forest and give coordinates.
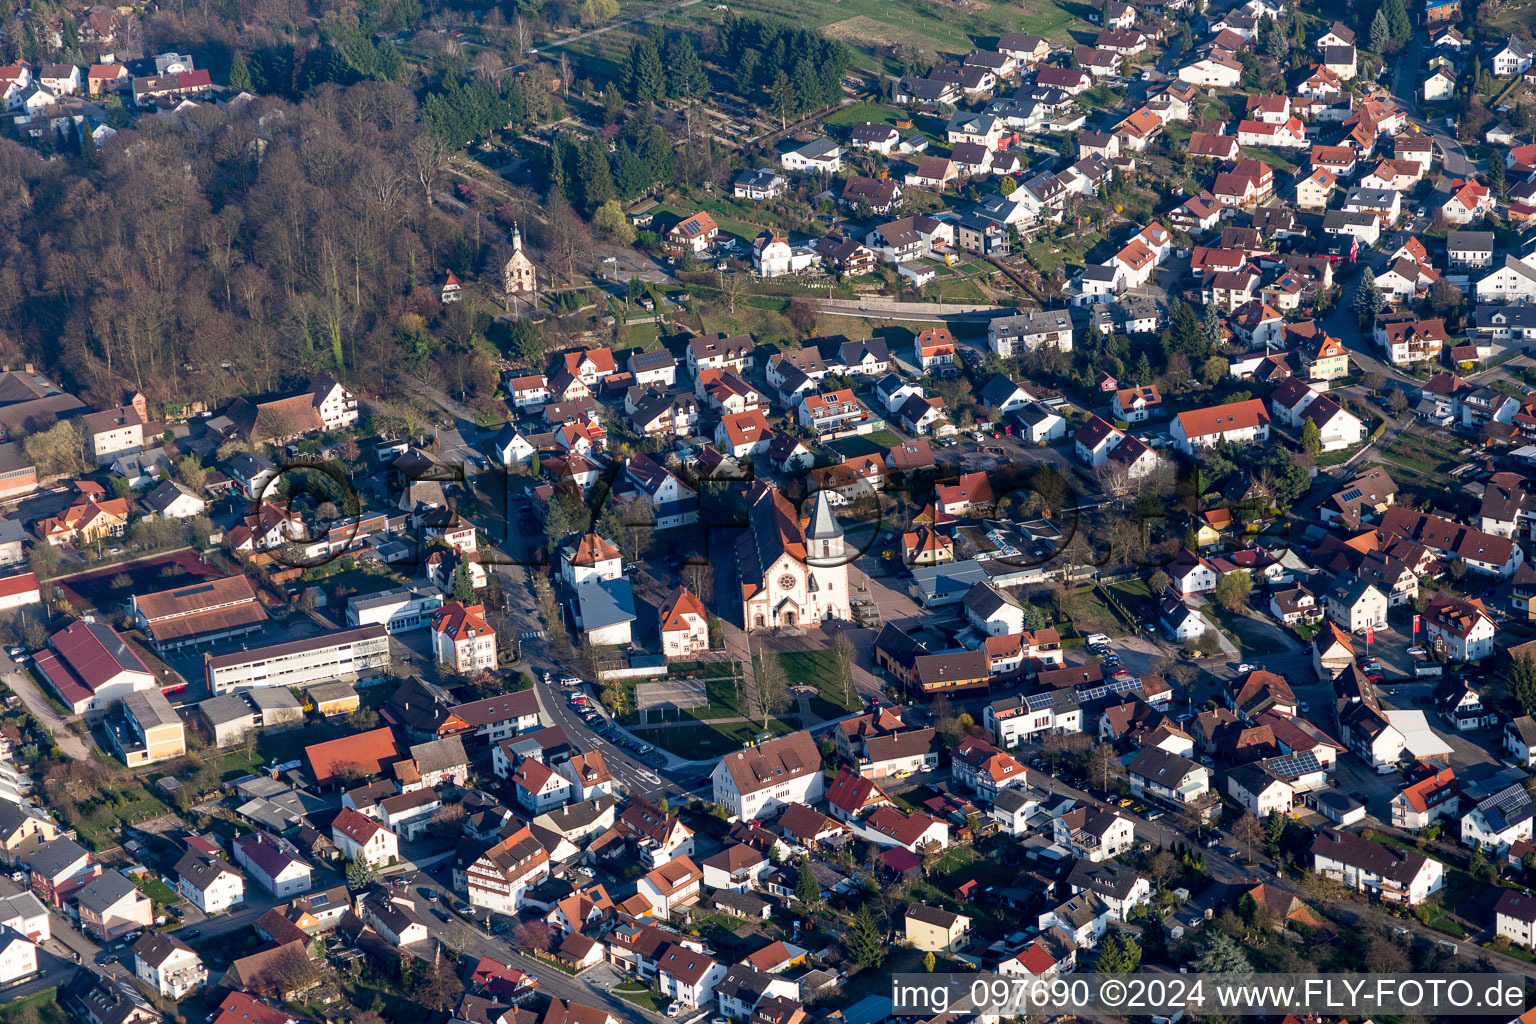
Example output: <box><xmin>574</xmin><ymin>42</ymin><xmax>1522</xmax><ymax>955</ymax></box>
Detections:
<box><xmin>0</xmin><ymin>0</ymin><xmax>856</xmax><ymax>425</ymax></box>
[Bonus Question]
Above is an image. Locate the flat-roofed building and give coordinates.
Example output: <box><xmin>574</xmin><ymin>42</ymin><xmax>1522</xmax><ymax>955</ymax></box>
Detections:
<box><xmin>346</xmin><ymin>586</ymin><xmax>443</xmax><ymax>634</ymax></box>
<box><xmin>106</xmin><ymin>690</ymin><xmax>185</xmax><ymax>767</ymax></box>
<box><xmin>204</xmin><ymin>625</ymin><xmax>391</xmax><ymax>695</ymax></box>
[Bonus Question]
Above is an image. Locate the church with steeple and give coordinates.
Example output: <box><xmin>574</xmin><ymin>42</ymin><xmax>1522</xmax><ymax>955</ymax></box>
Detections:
<box><xmin>735</xmin><ymin>482</ymin><xmax>850</xmax><ymax>631</ymax></box>
<box><xmin>503</xmin><ymin>225</ymin><xmax>537</xmax><ymax>295</ymax></box>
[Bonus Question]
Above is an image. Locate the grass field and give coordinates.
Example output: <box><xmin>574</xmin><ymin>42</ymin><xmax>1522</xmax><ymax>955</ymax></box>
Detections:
<box><xmin>0</xmin><ymin>989</ymin><xmax>67</xmax><ymax>1024</ymax></box>
<box><xmin>137</xmin><ymin>876</ymin><xmax>181</xmax><ymax>906</ymax></box>
<box><xmin>639</xmin><ymin>718</ymin><xmax>797</xmax><ymax>758</ymax></box>
<box><xmin>776</xmin><ymin>648</ymin><xmax>863</xmax><ymax>714</ymax></box>
<box><xmin>1025</xmin><ymin>231</ymin><xmax>1105</xmax><ymax>277</ymax></box>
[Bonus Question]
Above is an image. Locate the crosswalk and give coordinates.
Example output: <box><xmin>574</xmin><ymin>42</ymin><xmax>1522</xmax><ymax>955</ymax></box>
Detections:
<box><xmin>518</xmin><ymin>630</ymin><xmax>545</xmax><ymax>640</ymax></box>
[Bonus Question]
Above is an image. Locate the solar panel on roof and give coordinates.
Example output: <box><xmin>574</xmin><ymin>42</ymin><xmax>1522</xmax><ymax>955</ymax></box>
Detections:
<box><xmin>1339</xmin><ymin>488</ymin><xmax>1363</xmax><ymax>502</ymax></box>
<box><xmin>1266</xmin><ymin>751</ymin><xmax>1321</xmax><ymax>778</ymax></box>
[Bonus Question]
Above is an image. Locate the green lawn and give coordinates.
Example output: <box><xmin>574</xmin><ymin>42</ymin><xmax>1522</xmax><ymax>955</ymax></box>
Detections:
<box><xmin>614</xmin><ymin>983</ymin><xmax>662</xmax><ymax>1013</ymax></box>
<box><xmin>1025</xmin><ymin>232</ymin><xmax>1105</xmax><ymax>277</ymax></box>
<box><xmin>775</xmin><ymin>649</ymin><xmax>863</xmax><ymax>714</ymax></box>
<box><xmin>711</xmin><ymin>0</ymin><xmax>1083</xmax><ymax>57</ymax></box>
<box><xmin>1238</xmin><ymin>145</ymin><xmax>1302</xmax><ymax>174</ymax></box>
<box><xmin>137</xmin><ymin>876</ymin><xmax>181</xmax><ymax>906</ymax></box>
<box><xmin>0</xmin><ymin>989</ymin><xmax>67</xmax><ymax>1024</ymax></box>
<box><xmin>891</xmin><ymin>783</ymin><xmax>941</xmax><ymax>811</ymax></box>
<box><xmin>637</xmin><ymin>718</ymin><xmax>797</xmax><ymax>758</ymax></box>
<box><xmin>1059</xmin><ymin>586</ymin><xmax>1124</xmax><ymax>636</ymax></box>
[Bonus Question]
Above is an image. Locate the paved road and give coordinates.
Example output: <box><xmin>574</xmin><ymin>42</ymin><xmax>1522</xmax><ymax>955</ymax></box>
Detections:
<box><xmin>1389</xmin><ymin>38</ymin><xmax>1477</xmax><ymax>178</ymax></box>
<box><xmin>395</xmin><ymin>869</ymin><xmax>667</xmax><ymax>1021</ymax></box>
<box><xmin>814</xmin><ymin>297</ymin><xmax>1017</xmax><ymax>321</ymax></box>
<box><xmin>1</xmin><ymin>653</ymin><xmax>89</xmax><ymax>760</ymax></box>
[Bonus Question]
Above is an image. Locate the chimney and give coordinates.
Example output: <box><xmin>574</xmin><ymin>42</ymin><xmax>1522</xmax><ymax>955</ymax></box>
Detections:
<box><xmin>23</xmin><ymin>364</ymin><xmax>32</xmax><ymax>373</ymax></box>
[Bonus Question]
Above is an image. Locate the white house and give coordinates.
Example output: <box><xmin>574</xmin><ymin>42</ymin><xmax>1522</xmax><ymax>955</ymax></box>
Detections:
<box><xmin>1495</xmin><ymin>890</ymin><xmax>1536</xmax><ymax>949</ymax></box>
<box><xmin>780</xmin><ymin>137</ymin><xmax>843</xmax><ymax>173</ymax></box>
<box><xmin>1422</xmin><ymin>592</ymin><xmax>1497</xmax><ymax>661</ymax></box>
<box><xmin>1170</xmin><ymin>399</ymin><xmax>1270</xmax><ymax>453</ymax></box>
<box><xmin>1310</xmin><ymin>828</ymin><xmax>1444</xmax><ymax>904</ymax></box>
<box><xmin>1460</xmin><ymin>783</ymin><xmax>1534</xmax><ymax>855</ymax></box>
<box><xmin>1225</xmin><ymin>765</ymin><xmax>1294</xmax><ymax>817</ymax></box>
<box><xmin>331</xmin><ymin>807</ymin><xmax>399</xmax><ymax>869</ymax></box>
<box><xmin>637</xmin><ymin>857</ymin><xmax>703</xmax><ymax>920</ymax></box>
<box><xmin>132</xmin><ymin>933</ymin><xmax>206</xmax><ymax>999</ymax></box>
<box><xmin>174</xmin><ymin>853</ymin><xmax>245</xmax><ymax>916</ymax></box>
<box><xmin>232</xmin><ymin>833</ymin><xmax>312</xmax><ymax>898</ymax></box>
<box><xmin>711</xmin><ymin>731</ymin><xmax>824</xmax><ymax>822</ymax></box>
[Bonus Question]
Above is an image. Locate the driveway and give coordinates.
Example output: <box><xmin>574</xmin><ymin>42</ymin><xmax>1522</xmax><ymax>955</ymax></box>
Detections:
<box><xmin>2</xmin><ymin>659</ymin><xmax>89</xmax><ymax>760</ymax></box>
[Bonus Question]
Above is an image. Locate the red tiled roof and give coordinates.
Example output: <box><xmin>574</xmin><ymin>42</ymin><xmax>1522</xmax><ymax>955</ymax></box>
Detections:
<box><xmin>305</xmin><ymin>726</ymin><xmax>404</xmax><ymax>784</ymax></box>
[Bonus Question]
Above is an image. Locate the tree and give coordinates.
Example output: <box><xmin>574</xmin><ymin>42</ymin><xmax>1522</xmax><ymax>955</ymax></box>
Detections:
<box><xmin>923</xmin><ymin>951</ymin><xmax>936</xmax><ymax>973</ymax></box>
<box><xmin>591</xmin><ymin>199</ymin><xmax>636</xmax><ymax>243</ymax></box>
<box><xmin>412</xmin><ymin>964</ymin><xmax>465</xmax><ymax>1012</ymax></box>
<box><xmin>1300</xmin><ymin>417</ymin><xmax>1322</xmax><ymax>458</ymax></box>
<box><xmin>345</xmin><ymin>858</ymin><xmax>375</xmax><ymax>890</ymax></box>
<box><xmin>230</xmin><ymin>50</ymin><xmax>254</xmax><ymax>92</ymax></box>
<box><xmin>1429</xmin><ymin>277</ymin><xmax>1464</xmax><ymax>321</ymax></box>
<box><xmin>770</xmin><ymin>70</ymin><xmax>795</xmax><ymax>127</ymax></box>
<box><xmin>747</xmin><ymin>651</ymin><xmax>791</xmax><ymax>726</ymax></box>
<box><xmin>665</xmin><ymin>36</ymin><xmax>709</xmax><ymax>97</ymax></box>
<box><xmin>832</xmin><ymin>632</ymin><xmax>857</xmax><ymax>708</ymax></box>
<box><xmin>24</xmin><ymin>421</ymin><xmax>85</xmax><ymax>480</ymax></box>
<box><xmin>794</xmin><ymin>855</ymin><xmax>820</xmax><ymax>904</ymax></box>
<box><xmin>1368</xmin><ymin>7</ymin><xmax>1390</xmax><ymax>50</ymax></box>
<box><xmin>998</xmin><ymin>176</ymin><xmax>1017</xmax><ymax>196</ymax></box>
<box><xmin>1148</xmin><ymin>568</ymin><xmax>1172</xmax><ymax>594</ymax></box>
<box><xmin>452</xmin><ymin>561</ymin><xmax>476</xmax><ymax>603</ymax></box>
<box><xmin>1354</xmin><ymin>269</ymin><xmax>1386</xmax><ymax>320</ymax></box>
<box><xmin>1510</xmin><ymin>652</ymin><xmax>1536</xmax><ymax>715</ymax></box>
<box><xmin>1193</xmin><ymin>932</ymin><xmax>1252</xmax><ymax>975</ymax></box>
<box><xmin>623</xmin><ymin>39</ymin><xmax>666</xmax><ymax>104</ymax></box>
<box><xmin>1489</xmin><ymin>152</ymin><xmax>1507</xmax><ymax>194</ymax></box>
<box><xmin>577</xmin><ymin>138</ymin><xmax>617</xmax><ymax>214</ymax></box>
<box><xmin>1097</xmin><ymin>929</ymin><xmax>1143</xmax><ymax>973</ymax></box>
<box><xmin>175</xmin><ymin>456</ymin><xmax>207</xmax><ymax>493</ymax></box>
<box><xmin>1087</xmin><ymin>743</ymin><xmax>1119</xmax><ymax>791</ymax></box>
<box><xmin>1213</xmin><ymin>570</ymin><xmax>1252</xmax><ymax>613</ymax></box>
<box><xmin>846</xmin><ymin>905</ymin><xmax>884</xmax><ymax>968</ymax></box>
<box><xmin>578</xmin><ymin>0</ymin><xmax>619</xmax><ymax>28</ymax></box>
<box><xmin>1233</xmin><ymin>812</ymin><xmax>1264</xmax><ymax>861</ymax></box>
<box><xmin>1148</xmin><ymin>850</ymin><xmax>1179</xmax><ymax>890</ymax></box>
<box><xmin>513</xmin><ymin>920</ymin><xmax>552</xmax><ymax>952</ymax></box>
<box><xmin>1382</xmin><ymin>0</ymin><xmax>1411</xmax><ymax>40</ymax></box>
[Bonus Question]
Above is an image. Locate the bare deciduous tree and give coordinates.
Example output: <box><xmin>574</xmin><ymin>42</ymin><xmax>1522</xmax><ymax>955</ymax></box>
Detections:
<box><xmin>410</xmin><ymin>134</ymin><xmax>449</xmax><ymax>207</ymax></box>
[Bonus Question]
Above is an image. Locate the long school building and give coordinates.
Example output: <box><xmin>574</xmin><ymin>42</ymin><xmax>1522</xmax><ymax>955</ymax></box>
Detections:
<box><xmin>204</xmin><ymin>625</ymin><xmax>392</xmax><ymax>695</ymax></box>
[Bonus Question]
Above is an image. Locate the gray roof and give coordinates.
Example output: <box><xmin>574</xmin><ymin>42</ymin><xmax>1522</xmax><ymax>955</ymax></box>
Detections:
<box><xmin>1127</xmin><ymin>746</ymin><xmax>1201</xmax><ymax>784</ymax></box>
<box><xmin>409</xmin><ymin>736</ymin><xmax>469</xmax><ymax>776</ymax></box>
<box><xmin>122</xmin><ymin>689</ymin><xmax>178</xmax><ymax>729</ymax></box>
<box><xmin>248</xmin><ymin>687</ymin><xmax>302</xmax><ymax>712</ymax></box>
<box><xmin>574</xmin><ymin>577</ymin><xmax>637</xmax><ymax>631</ymax></box>
<box><xmin>142</xmin><ymin>480</ymin><xmax>201</xmax><ymax>514</ymax></box>
<box><xmin>199</xmin><ymin>693</ymin><xmax>255</xmax><ymax>727</ymax></box>
<box><xmin>26</xmin><ymin>836</ymin><xmax>89</xmax><ymax>879</ymax></box>
<box><xmin>978</xmin><ymin>374</ymin><xmax>1027</xmax><ymax>408</ymax></box>
<box><xmin>1448</xmin><ymin>230</ymin><xmax>1495</xmax><ymax>251</ymax></box>
<box><xmin>963</xmin><ymin>581</ymin><xmax>1021</xmax><ymax>620</ymax></box>
<box><xmin>72</xmin><ymin>870</ymin><xmax>140</xmax><ymax>913</ymax></box>
<box><xmin>0</xmin><ymin>518</ymin><xmax>26</xmax><ymax>546</ymax></box>
<box><xmin>807</xmin><ymin>489</ymin><xmax>842</xmax><ymax>541</ymax></box>
<box><xmin>1475</xmin><ymin>302</ymin><xmax>1536</xmax><ymax>332</ymax></box>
